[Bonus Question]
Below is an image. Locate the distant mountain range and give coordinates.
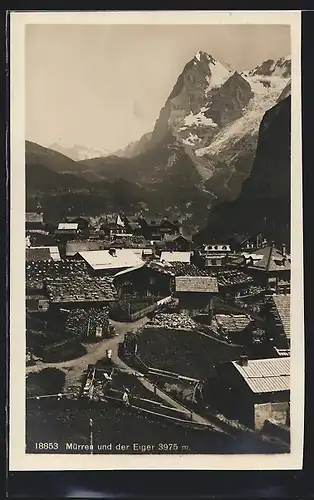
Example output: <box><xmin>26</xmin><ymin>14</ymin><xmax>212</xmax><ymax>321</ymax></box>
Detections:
<box><xmin>26</xmin><ymin>51</ymin><xmax>291</xmax><ymax>235</ymax></box>
<box><xmin>48</xmin><ymin>143</ymin><xmax>113</xmax><ymax>161</ymax></box>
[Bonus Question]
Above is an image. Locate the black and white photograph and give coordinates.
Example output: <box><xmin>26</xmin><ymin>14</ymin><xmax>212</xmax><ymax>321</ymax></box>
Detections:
<box><xmin>9</xmin><ymin>11</ymin><xmax>303</xmax><ymax>470</ymax></box>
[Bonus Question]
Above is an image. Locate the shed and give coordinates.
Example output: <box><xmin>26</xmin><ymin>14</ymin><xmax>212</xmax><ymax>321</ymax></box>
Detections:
<box><xmin>174</xmin><ymin>276</ymin><xmax>218</xmax><ymax>318</ymax></box>
<box><xmin>214</xmin><ymin>357</ymin><xmax>290</xmax><ymax>429</ymax></box>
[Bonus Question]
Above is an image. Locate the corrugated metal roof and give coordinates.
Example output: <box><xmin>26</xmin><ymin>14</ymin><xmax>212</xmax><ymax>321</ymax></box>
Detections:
<box><xmin>79</xmin><ymin>249</ymin><xmax>144</xmax><ymax>271</ymax></box>
<box><xmin>175</xmin><ymin>276</ymin><xmax>218</xmax><ymax>293</ymax></box>
<box><xmin>232</xmin><ymin>357</ymin><xmax>290</xmax><ymax>394</ymax></box>
<box><xmin>57</xmin><ymin>222</ymin><xmax>78</xmax><ymax>230</ymax></box>
<box><xmin>272</xmin><ymin>294</ymin><xmax>290</xmax><ymax>339</ymax></box>
<box><xmin>161</xmin><ymin>252</ymin><xmax>191</xmax><ymax>263</ymax></box>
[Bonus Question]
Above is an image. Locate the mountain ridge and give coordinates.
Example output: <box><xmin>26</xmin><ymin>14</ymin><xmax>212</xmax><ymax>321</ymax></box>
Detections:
<box><xmin>26</xmin><ymin>52</ymin><xmax>291</xmax><ymax>233</ymax></box>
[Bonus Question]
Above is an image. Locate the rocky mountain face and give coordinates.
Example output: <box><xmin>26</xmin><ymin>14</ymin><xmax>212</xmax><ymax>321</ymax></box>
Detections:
<box><xmin>113</xmin><ymin>132</ymin><xmax>153</xmax><ymax>158</ymax></box>
<box><xmin>26</xmin><ymin>52</ymin><xmax>291</xmax><ymax>232</ymax></box>
<box><xmin>110</xmin><ymin>51</ymin><xmax>290</xmax><ymax>204</ymax></box>
<box><xmin>195</xmin><ymin>94</ymin><xmax>291</xmax><ymax>245</ymax></box>
<box><xmin>249</xmin><ymin>55</ymin><xmax>291</xmax><ymax>78</ymax></box>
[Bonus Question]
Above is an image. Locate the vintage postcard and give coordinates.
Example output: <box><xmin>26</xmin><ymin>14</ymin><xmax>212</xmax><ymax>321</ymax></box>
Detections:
<box><xmin>9</xmin><ymin>10</ymin><xmax>303</xmax><ymax>471</ymax></box>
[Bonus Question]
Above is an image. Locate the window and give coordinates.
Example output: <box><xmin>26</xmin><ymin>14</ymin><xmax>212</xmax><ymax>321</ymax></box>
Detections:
<box><xmin>211</xmin><ymin>259</ymin><xmax>217</xmax><ymax>266</ymax></box>
<box><xmin>95</xmin><ymin>326</ymin><xmax>103</xmax><ymax>337</ymax></box>
<box><xmin>214</xmin><ymin>245</ymin><xmax>218</xmax><ymax>250</ymax></box>
<box><xmin>222</xmin><ymin>245</ymin><xmax>227</xmax><ymax>250</ymax></box>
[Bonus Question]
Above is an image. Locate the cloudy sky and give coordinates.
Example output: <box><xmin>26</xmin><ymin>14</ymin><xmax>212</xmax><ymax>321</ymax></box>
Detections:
<box><xmin>25</xmin><ymin>23</ymin><xmax>290</xmax><ymax>152</ymax></box>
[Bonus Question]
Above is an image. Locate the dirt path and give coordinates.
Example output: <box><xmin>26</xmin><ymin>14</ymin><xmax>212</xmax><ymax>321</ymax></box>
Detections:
<box><xmin>110</xmin><ymin>341</ymin><xmax>225</xmax><ymax>432</ymax></box>
<box><xmin>26</xmin><ymin>317</ymin><xmax>149</xmax><ymax>391</ymax></box>
<box><xmin>27</xmin><ymin>317</ymin><xmax>225</xmax><ymax>432</ymax></box>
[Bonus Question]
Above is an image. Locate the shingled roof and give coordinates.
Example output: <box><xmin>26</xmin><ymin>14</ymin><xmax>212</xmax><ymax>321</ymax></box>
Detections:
<box><xmin>175</xmin><ymin>276</ymin><xmax>218</xmax><ymax>293</ymax></box>
<box><xmin>215</xmin><ymin>314</ymin><xmax>253</xmax><ymax>333</ymax></box>
<box><xmin>26</xmin><ymin>247</ymin><xmax>52</xmax><ymax>262</ymax></box>
<box><xmin>247</xmin><ymin>245</ymin><xmax>291</xmax><ymax>272</ymax></box>
<box><xmin>272</xmin><ymin>294</ymin><xmax>291</xmax><ymax>340</ymax></box>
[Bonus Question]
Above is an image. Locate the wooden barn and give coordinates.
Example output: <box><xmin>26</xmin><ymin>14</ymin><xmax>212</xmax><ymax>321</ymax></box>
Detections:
<box><xmin>209</xmin><ymin>356</ymin><xmax>290</xmax><ymax>430</ymax></box>
<box><xmin>174</xmin><ymin>276</ymin><xmax>219</xmax><ymax>321</ymax></box>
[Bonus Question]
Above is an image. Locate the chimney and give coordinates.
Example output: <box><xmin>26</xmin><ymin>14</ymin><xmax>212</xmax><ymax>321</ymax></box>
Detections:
<box><xmin>281</xmin><ymin>244</ymin><xmax>286</xmax><ymax>257</ymax></box>
<box><xmin>109</xmin><ymin>248</ymin><xmax>117</xmax><ymax>257</ymax></box>
<box><xmin>239</xmin><ymin>355</ymin><xmax>248</xmax><ymax>367</ymax></box>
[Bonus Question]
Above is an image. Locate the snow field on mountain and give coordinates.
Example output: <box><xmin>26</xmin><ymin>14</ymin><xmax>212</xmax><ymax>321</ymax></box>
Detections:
<box><xmin>195</xmin><ymin>76</ymin><xmax>290</xmax><ymax>157</ymax></box>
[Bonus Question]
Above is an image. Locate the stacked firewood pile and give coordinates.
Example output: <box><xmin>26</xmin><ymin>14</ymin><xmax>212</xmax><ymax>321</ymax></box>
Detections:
<box><xmin>148</xmin><ymin>313</ymin><xmax>198</xmax><ymax>330</ymax></box>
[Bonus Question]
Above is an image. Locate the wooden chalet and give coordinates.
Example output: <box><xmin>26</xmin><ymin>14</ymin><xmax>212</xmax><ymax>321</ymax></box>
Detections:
<box><xmin>138</xmin><ymin>216</ymin><xmax>182</xmax><ymax>241</ymax></box>
<box><xmin>174</xmin><ymin>276</ymin><xmax>219</xmax><ymax>320</ymax></box>
<box><xmin>113</xmin><ymin>261</ymin><xmax>174</xmax><ymax>300</ymax></box>
<box><xmin>242</xmin><ymin>243</ymin><xmax>291</xmax><ymax>291</ymax></box>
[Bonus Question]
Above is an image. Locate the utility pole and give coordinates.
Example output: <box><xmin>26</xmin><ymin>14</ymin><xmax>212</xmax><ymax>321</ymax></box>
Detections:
<box><xmin>89</xmin><ymin>418</ymin><xmax>94</xmax><ymax>454</ymax></box>
<box><xmin>87</xmin><ymin>317</ymin><xmax>91</xmax><ymax>337</ymax></box>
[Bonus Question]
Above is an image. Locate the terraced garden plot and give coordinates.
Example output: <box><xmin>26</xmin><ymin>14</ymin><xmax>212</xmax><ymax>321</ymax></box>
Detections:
<box><xmin>137</xmin><ymin>327</ymin><xmax>244</xmax><ymax>380</ymax></box>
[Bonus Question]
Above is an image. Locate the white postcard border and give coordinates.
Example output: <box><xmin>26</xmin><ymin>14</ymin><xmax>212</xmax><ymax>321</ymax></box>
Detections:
<box><xmin>9</xmin><ymin>10</ymin><xmax>303</xmax><ymax>471</ymax></box>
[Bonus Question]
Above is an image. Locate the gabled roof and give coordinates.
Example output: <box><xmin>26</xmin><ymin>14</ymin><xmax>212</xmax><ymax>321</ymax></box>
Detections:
<box><xmin>231</xmin><ymin>357</ymin><xmax>290</xmax><ymax>394</ymax></box>
<box><xmin>141</xmin><ymin>216</ymin><xmax>163</xmax><ymax>227</ymax></box>
<box><xmin>161</xmin><ymin>251</ymin><xmax>191</xmax><ymax>263</ymax></box>
<box><xmin>175</xmin><ymin>276</ymin><xmax>218</xmax><ymax>293</ymax></box>
<box><xmin>164</xmin><ymin>234</ymin><xmax>192</xmax><ymax>243</ymax></box>
<box><xmin>272</xmin><ymin>294</ymin><xmax>290</xmax><ymax>340</ymax></box>
<box><xmin>113</xmin><ymin>263</ymin><xmax>146</xmax><ymax>277</ymax></box>
<box><xmin>247</xmin><ymin>246</ymin><xmax>291</xmax><ymax>272</ymax></box>
<box><xmin>113</xmin><ymin>260</ymin><xmax>175</xmax><ymax>279</ymax></box>
<box><xmin>78</xmin><ymin>249</ymin><xmax>143</xmax><ymax>271</ymax></box>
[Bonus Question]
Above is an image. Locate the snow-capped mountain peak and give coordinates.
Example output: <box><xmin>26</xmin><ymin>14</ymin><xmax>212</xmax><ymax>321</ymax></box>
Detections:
<box><xmin>249</xmin><ymin>55</ymin><xmax>291</xmax><ymax>78</ymax></box>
